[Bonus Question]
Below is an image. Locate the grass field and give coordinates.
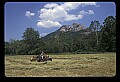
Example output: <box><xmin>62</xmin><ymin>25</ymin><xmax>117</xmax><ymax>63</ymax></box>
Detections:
<box><xmin>5</xmin><ymin>52</ymin><xmax>116</xmax><ymax>77</ymax></box>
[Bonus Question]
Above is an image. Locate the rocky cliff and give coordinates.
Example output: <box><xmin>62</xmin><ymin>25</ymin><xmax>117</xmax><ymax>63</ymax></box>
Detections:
<box><xmin>59</xmin><ymin>23</ymin><xmax>84</xmax><ymax>32</ymax></box>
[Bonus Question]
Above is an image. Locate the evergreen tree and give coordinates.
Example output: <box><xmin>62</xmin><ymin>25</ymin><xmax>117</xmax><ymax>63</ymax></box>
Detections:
<box><xmin>100</xmin><ymin>16</ymin><xmax>116</xmax><ymax>51</ymax></box>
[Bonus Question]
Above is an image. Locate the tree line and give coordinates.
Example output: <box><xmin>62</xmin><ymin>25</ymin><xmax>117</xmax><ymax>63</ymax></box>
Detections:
<box><xmin>5</xmin><ymin>16</ymin><xmax>116</xmax><ymax>55</ymax></box>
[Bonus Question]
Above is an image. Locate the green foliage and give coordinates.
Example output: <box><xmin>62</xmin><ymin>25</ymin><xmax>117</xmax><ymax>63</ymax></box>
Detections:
<box><xmin>5</xmin><ymin>16</ymin><xmax>116</xmax><ymax>55</ymax></box>
<box><xmin>89</xmin><ymin>20</ymin><xmax>101</xmax><ymax>51</ymax></box>
<box><xmin>21</xmin><ymin>27</ymin><xmax>43</xmax><ymax>54</ymax></box>
<box><xmin>42</xmin><ymin>29</ymin><xmax>98</xmax><ymax>53</ymax></box>
<box><xmin>100</xmin><ymin>16</ymin><xmax>116</xmax><ymax>52</ymax></box>
<box><xmin>5</xmin><ymin>42</ymin><xmax>11</xmax><ymax>54</ymax></box>
<box><xmin>89</xmin><ymin>20</ymin><xmax>101</xmax><ymax>32</ymax></box>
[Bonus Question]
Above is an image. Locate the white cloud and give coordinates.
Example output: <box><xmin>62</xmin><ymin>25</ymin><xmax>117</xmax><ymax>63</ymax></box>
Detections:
<box><xmin>79</xmin><ymin>10</ymin><xmax>94</xmax><ymax>15</ymax></box>
<box><xmin>61</xmin><ymin>2</ymin><xmax>97</xmax><ymax>11</ymax></box>
<box><xmin>37</xmin><ymin>2</ymin><xmax>98</xmax><ymax>28</ymax></box>
<box><xmin>65</xmin><ymin>14</ymin><xmax>79</xmax><ymax>21</ymax></box>
<box><xmin>44</xmin><ymin>3</ymin><xmax>59</xmax><ymax>8</ymax></box>
<box><xmin>39</xmin><ymin>6</ymin><xmax>67</xmax><ymax>22</ymax></box>
<box><xmin>25</xmin><ymin>11</ymin><xmax>35</xmax><ymax>17</ymax></box>
<box><xmin>88</xmin><ymin>10</ymin><xmax>94</xmax><ymax>14</ymax></box>
<box><xmin>37</xmin><ymin>20</ymin><xmax>62</xmax><ymax>28</ymax></box>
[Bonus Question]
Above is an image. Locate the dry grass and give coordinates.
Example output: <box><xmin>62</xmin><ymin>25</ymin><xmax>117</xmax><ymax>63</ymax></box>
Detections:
<box><xmin>5</xmin><ymin>52</ymin><xmax>116</xmax><ymax>77</ymax></box>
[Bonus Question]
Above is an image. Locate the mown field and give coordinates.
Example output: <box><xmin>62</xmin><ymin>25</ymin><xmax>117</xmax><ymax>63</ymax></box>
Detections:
<box><xmin>5</xmin><ymin>52</ymin><xmax>116</xmax><ymax>77</ymax></box>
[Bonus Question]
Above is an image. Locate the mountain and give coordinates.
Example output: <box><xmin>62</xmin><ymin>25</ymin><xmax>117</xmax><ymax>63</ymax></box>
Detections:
<box><xmin>58</xmin><ymin>23</ymin><xmax>84</xmax><ymax>32</ymax></box>
<box><xmin>42</xmin><ymin>23</ymin><xmax>91</xmax><ymax>40</ymax></box>
<box><xmin>41</xmin><ymin>23</ymin><xmax>95</xmax><ymax>53</ymax></box>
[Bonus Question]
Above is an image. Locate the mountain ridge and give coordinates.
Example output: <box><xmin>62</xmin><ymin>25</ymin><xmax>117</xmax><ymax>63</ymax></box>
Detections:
<box><xmin>42</xmin><ymin>23</ymin><xmax>91</xmax><ymax>40</ymax></box>
<box><xmin>58</xmin><ymin>23</ymin><xmax>84</xmax><ymax>32</ymax></box>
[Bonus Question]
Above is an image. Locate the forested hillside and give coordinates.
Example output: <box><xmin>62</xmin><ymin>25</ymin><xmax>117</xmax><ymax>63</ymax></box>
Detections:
<box><xmin>5</xmin><ymin>16</ymin><xmax>116</xmax><ymax>55</ymax></box>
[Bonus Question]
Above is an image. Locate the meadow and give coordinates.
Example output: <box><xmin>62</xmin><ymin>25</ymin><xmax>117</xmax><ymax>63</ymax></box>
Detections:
<box><xmin>5</xmin><ymin>52</ymin><xmax>116</xmax><ymax>77</ymax></box>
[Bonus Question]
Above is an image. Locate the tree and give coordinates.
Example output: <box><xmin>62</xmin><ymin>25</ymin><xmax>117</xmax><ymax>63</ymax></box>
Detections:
<box><xmin>14</xmin><ymin>40</ymin><xmax>28</xmax><ymax>55</ymax></box>
<box><xmin>5</xmin><ymin>42</ymin><xmax>10</xmax><ymax>54</ymax></box>
<box><xmin>22</xmin><ymin>28</ymin><xmax>39</xmax><ymax>45</ymax></box>
<box><xmin>100</xmin><ymin>16</ymin><xmax>116</xmax><ymax>51</ymax></box>
<box><xmin>22</xmin><ymin>27</ymin><xmax>40</xmax><ymax>54</ymax></box>
<box><xmin>8</xmin><ymin>39</ymin><xmax>16</xmax><ymax>55</ymax></box>
<box><xmin>89</xmin><ymin>20</ymin><xmax>101</xmax><ymax>51</ymax></box>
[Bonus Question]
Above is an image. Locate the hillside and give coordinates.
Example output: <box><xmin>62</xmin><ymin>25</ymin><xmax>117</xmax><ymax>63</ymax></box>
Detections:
<box><xmin>42</xmin><ymin>23</ymin><xmax>91</xmax><ymax>40</ymax></box>
<box><xmin>41</xmin><ymin>23</ymin><xmax>96</xmax><ymax>53</ymax></box>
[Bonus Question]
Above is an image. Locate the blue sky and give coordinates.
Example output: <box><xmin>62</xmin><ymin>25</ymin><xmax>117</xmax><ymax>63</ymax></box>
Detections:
<box><xmin>4</xmin><ymin>2</ymin><xmax>116</xmax><ymax>42</ymax></box>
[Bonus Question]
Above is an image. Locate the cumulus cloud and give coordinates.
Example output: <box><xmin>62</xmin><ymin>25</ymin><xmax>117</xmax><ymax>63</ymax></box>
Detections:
<box><xmin>37</xmin><ymin>2</ymin><xmax>98</xmax><ymax>28</ymax></box>
<box><xmin>37</xmin><ymin>20</ymin><xmax>62</xmax><ymax>28</ymax></box>
<box><xmin>44</xmin><ymin>3</ymin><xmax>59</xmax><ymax>8</ymax></box>
<box><xmin>79</xmin><ymin>10</ymin><xmax>94</xmax><ymax>15</ymax></box>
<box><xmin>25</xmin><ymin>11</ymin><xmax>35</xmax><ymax>17</ymax></box>
<box><xmin>61</xmin><ymin>2</ymin><xmax>96</xmax><ymax>11</ymax></box>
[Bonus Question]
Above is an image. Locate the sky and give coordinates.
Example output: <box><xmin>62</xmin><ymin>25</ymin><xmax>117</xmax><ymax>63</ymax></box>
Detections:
<box><xmin>4</xmin><ymin>2</ymin><xmax>116</xmax><ymax>42</ymax></box>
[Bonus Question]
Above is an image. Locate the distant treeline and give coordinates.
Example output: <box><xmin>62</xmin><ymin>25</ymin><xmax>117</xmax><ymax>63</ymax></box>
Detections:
<box><xmin>5</xmin><ymin>16</ymin><xmax>116</xmax><ymax>55</ymax></box>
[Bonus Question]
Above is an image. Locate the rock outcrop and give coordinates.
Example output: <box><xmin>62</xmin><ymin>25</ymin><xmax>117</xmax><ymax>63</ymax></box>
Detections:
<box><xmin>59</xmin><ymin>23</ymin><xmax>84</xmax><ymax>32</ymax></box>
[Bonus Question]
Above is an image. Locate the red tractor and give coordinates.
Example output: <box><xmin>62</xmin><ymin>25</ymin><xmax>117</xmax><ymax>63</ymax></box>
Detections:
<box><xmin>30</xmin><ymin>54</ymin><xmax>52</xmax><ymax>62</ymax></box>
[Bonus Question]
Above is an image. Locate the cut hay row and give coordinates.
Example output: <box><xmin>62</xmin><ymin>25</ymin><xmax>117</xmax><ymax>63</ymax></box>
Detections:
<box><xmin>5</xmin><ymin>53</ymin><xmax>116</xmax><ymax>77</ymax></box>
